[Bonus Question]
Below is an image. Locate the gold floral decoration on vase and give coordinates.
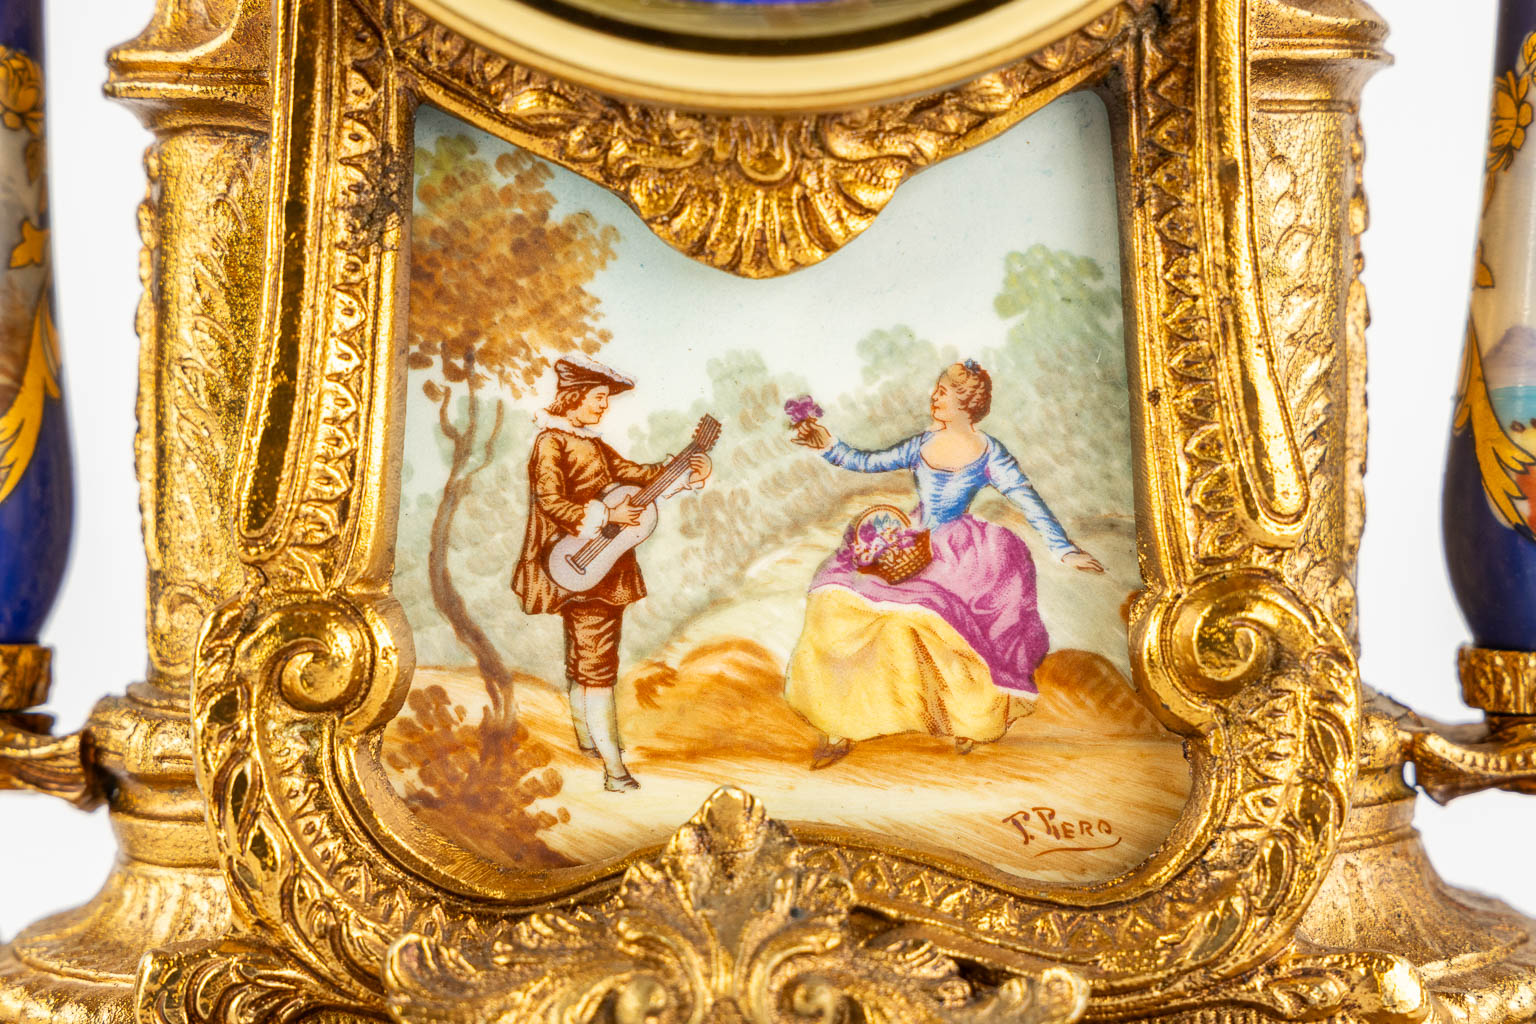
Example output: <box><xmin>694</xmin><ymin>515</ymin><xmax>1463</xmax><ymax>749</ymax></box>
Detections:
<box><xmin>1487</xmin><ymin>32</ymin><xmax>1536</xmax><ymax>201</ymax></box>
<box><xmin>0</xmin><ymin>44</ymin><xmax>52</xmax><ymax>506</ymax></box>
<box><xmin>0</xmin><ymin>48</ymin><xmax>41</xmax><ymax>136</ymax></box>
<box><xmin>1490</xmin><ymin>69</ymin><xmax>1531</xmax><ymax>175</ymax></box>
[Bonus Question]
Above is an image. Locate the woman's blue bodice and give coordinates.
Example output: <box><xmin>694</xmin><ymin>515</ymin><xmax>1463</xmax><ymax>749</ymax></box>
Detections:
<box><xmin>822</xmin><ymin>432</ymin><xmax>1075</xmax><ymax>557</ymax></box>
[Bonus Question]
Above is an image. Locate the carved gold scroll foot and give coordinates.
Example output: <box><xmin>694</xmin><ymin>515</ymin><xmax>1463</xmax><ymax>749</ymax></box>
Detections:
<box><xmin>384</xmin><ymin>787</ymin><xmax>1091</xmax><ymax>1024</ymax></box>
<box><xmin>134</xmin><ymin>939</ymin><xmax>347</xmax><ymax>1024</ymax></box>
<box><xmin>1402</xmin><ymin>647</ymin><xmax>1536</xmax><ymax>804</ymax></box>
<box><xmin>0</xmin><ymin>643</ymin><xmax>51</xmax><ymax>709</ymax></box>
<box><xmin>0</xmin><ymin>643</ymin><xmax>101</xmax><ymax>809</ymax></box>
<box><xmin>133</xmin><ymin>787</ymin><xmax>1091</xmax><ymax>1024</ymax></box>
<box><xmin>1411</xmin><ymin>716</ymin><xmax>1536</xmax><ymax>804</ymax></box>
<box><xmin>1289</xmin><ymin>691</ymin><xmax>1536</xmax><ymax>1024</ymax></box>
<box><xmin>0</xmin><ymin>686</ymin><xmax>232</xmax><ymax>1021</ymax></box>
<box><xmin>1144</xmin><ymin>946</ymin><xmax>1437</xmax><ymax>1024</ymax></box>
<box><xmin>0</xmin><ymin>714</ymin><xmax>99</xmax><ymax>809</ymax></box>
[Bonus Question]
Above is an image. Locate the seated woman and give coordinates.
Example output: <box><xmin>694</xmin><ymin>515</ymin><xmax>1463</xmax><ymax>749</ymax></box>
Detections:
<box><xmin>785</xmin><ymin>359</ymin><xmax>1103</xmax><ymax>769</ymax></box>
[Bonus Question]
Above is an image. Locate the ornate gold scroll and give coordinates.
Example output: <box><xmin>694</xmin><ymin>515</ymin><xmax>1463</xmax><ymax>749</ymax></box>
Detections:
<box><xmin>0</xmin><ymin>0</ymin><xmax>1449</xmax><ymax>1019</ymax></box>
<box><xmin>79</xmin><ymin>0</ymin><xmax>1414</xmax><ymax>1021</ymax></box>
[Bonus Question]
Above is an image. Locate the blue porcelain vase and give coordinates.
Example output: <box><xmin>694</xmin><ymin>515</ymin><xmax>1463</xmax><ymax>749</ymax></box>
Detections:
<box><xmin>1446</xmin><ymin>0</ymin><xmax>1536</xmax><ymax>652</ymax></box>
<box><xmin>0</xmin><ymin>1</ymin><xmax>69</xmax><ymax>644</ymax></box>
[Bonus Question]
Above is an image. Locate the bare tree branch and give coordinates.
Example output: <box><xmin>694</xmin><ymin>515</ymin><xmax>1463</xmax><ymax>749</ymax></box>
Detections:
<box><xmin>436</xmin><ymin>384</ymin><xmax>462</xmax><ymax>445</ymax></box>
<box><xmin>408</xmin><ymin>134</ymin><xmax>621</xmax><ymax>750</ymax></box>
<box><xmin>469</xmin><ymin>397</ymin><xmax>506</xmax><ymax>481</ymax></box>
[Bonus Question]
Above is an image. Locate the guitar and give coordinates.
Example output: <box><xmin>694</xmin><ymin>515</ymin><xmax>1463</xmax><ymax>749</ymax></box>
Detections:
<box><xmin>547</xmin><ymin>415</ymin><xmax>722</xmax><ymax>593</ymax></box>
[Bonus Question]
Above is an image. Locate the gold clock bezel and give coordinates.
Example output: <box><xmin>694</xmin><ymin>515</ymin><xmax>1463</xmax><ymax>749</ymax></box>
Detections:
<box><xmin>408</xmin><ymin>0</ymin><xmax>1125</xmax><ymax>109</ymax></box>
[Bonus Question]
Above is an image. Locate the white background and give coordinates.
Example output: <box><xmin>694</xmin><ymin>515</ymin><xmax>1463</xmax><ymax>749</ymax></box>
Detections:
<box><xmin>1</xmin><ymin>0</ymin><xmax>1528</xmax><ymax>936</ymax></box>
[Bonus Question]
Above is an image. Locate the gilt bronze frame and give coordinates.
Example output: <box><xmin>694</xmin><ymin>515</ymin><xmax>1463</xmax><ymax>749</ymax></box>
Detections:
<box><xmin>4</xmin><ymin>0</ymin><xmax>1535</xmax><ymax>1021</ymax></box>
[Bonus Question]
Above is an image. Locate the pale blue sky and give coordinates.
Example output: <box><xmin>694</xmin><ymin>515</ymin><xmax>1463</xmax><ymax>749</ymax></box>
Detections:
<box><xmin>407</xmin><ymin>94</ymin><xmax>1122</xmax><ymax>450</ymax></box>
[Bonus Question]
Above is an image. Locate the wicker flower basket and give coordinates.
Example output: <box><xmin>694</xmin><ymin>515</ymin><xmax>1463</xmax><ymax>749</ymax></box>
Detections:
<box><xmin>849</xmin><ymin>504</ymin><xmax>932</xmax><ymax>584</ymax></box>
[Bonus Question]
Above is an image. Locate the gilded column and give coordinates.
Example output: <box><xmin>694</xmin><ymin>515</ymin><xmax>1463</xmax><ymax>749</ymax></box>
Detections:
<box><xmin>0</xmin><ymin>1</ymin><xmax>269</xmax><ymax>1017</ymax></box>
<box><xmin>1287</xmin><ymin>5</ymin><xmax>1536</xmax><ymax>1015</ymax></box>
<box><xmin>1247</xmin><ymin>0</ymin><xmax>1386</xmax><ymax>648</ymax></box>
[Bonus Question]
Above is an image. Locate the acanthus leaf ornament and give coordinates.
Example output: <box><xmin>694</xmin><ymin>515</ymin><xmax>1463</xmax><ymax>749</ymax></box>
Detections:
<box><xmin>1141</xmin><ymin>947</ymin><xmax>1436</xmax><ymax>1024</ymax></box>
<box><xmin>0</xmin><ymin>710</ymin><xmax>98</xmax><ymax>810</ymax></box>
<box><xmin>134</xmin><ymin>938</ymin><xmax>356</xmax><ymax>1024</ymax></box>
<box><xmin>393</xmin><ymin>1</ymin><xmax>1154</xmax><ymax>281</ymax></box>
<box><xmin>4</xmin><ymin>0</ymin><xmax>1517</xmax><ymax>1017</ymax></box>
<box><xmin>92</xmin><ymin>0</ymin><xmax>1432</xmax><ymax>1021</ymax></box>
<box><xmin>160</xmin><ymin>0</ymin><xmax>1398</xmax><ymax>1012</ymax></box>
<box><xmin>1208</xmin><ymin>0</ymin><xmax>1312</xmax><ymax>547</ymax></box>
<box><xmin>384</xmin><ymin>787</ymin><xmax>1092</xmax><ymax>1024</ymax></box>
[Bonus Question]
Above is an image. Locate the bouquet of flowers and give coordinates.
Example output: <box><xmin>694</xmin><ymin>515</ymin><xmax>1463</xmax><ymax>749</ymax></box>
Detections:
<box><xmin>784</xmin><ymin>394</ymin><xmax>824</xmax><ymax>426</ymax></box>
<box><xmin>786</xmin><ymin>394</ymin><xmax>829</xmax><ymax>449</ymax></box>
<box><xmin>847</xmin><ymin>505</ymin><xmax>931</xmax><ymax>584</ymax></box>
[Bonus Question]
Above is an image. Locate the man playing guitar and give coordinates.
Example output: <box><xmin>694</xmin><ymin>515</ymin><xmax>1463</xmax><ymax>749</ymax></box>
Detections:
<box><xmin>511</xmin><ymin>355</ymin><xmax>712</xmax><ymax>792</ymax></box>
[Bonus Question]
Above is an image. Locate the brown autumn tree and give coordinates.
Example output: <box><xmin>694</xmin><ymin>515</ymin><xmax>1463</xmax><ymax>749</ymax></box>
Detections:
<box><xmin>409</xmin><ymin>134</ymin><xmax>619</xmax><ymax>725</ymax></box>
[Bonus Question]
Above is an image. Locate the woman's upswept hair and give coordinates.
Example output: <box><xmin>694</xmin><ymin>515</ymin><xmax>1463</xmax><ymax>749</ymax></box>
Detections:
<box><xmin>546</xmin><ymin>383</ymin><xmax>598</xmax><ymax>417</ymax></box>
<box><xmin>945</xmin><ymin>360</ymin><xmax>993</xmax><ymax>422</ymax></box>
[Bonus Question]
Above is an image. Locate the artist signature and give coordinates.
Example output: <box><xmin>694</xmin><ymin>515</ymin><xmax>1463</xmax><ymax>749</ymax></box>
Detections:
<box><xmin>1001</xmin><ymin>806</ymin><xmax>1122</xmax><ymax>858</ymax></box>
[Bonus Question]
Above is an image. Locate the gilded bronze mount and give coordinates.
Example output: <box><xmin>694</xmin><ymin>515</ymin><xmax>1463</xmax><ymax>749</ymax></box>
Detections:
<box><xmin>1</xmin><ymin>0</ymin><xmax>1534</xmax><ymax>1022</ymax></box>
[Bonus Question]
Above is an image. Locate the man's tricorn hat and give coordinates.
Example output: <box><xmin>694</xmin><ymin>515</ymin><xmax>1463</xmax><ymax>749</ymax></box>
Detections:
<box><xmin>552</xmin><ymin>353</ymin><xmax>634</xmax><ymax>395</ymax></box>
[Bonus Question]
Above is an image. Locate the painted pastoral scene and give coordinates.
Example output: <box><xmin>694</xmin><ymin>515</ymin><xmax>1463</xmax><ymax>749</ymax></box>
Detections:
<box><xmin>384</xmin><ymin>98</ymin><xmax>1191</xmax><ymax>883</ymax></box>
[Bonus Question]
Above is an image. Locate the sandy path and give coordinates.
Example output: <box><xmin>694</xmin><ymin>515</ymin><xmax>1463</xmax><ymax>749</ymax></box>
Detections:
<box><xmin>393</xmin><ymin>666</ymin><xmax>1191</xmax><ymax>884</ymax></box>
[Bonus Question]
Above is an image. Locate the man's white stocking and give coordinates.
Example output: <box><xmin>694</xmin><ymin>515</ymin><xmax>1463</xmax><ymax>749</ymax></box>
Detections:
<box><xmin>583</xmin><ymin>686</ymin><xmax>631</xmax><ymax>781</ymax></box>
<box><xmin>567</xmin><ymin>678</ymin><xmax>595</xmax><ymax>751</ymax></box>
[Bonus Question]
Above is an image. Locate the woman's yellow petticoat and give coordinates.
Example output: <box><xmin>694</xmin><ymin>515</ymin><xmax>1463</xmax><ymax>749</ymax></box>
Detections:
<box><xmin>784</xmin><ymin>586</ymin><xmax>1035</xmax><ymax>744</ymax></box>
